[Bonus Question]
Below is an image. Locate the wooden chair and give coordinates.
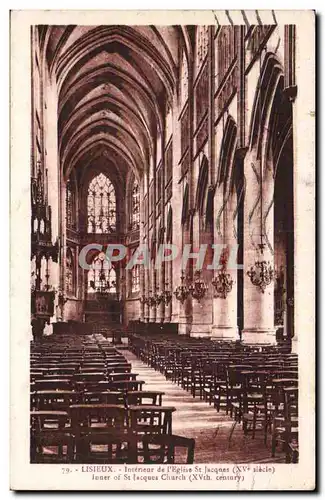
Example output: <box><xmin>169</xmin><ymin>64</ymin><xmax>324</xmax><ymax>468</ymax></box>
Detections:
<box><xmin>142</xmin><ymin>434</ymin><xmax>195</xmax><ymax>464</ymax></box>
<box><xmin>126</xmin><ymin>391</ymin><xmax>164</xmax><ymax>407</ymax></box>
<box><xmin>129</xmin><ymin>405</ymin><xmax>176</xmax><ymax>436</ymax></box>
<box><xmin>30</xmin><ymin>370</ymin><xmax>45</xmax><ymax>383</ymax></box>
<box><xmin>34</xmin><ymin>379</ymin><xmax>72</xmax><ymax>391</ymax></box>
<box><xmin>241</xmin><ymin>372</ymin><xmax>270</xmax><ymax>444</ymax></box>
<box><xmin>42</xmin><ymin>374</ymin><xmax>74</xmax><ymax>381</ymax></box>
<box><xmin>73</xmin><ymin>372</ymin><xmax>106</xmax><ymax>384</ymax></box>
<box><xmin>70</xmin><ymin>404</ymin><xmax>129</xmax><ymax>463</ymax></box>
<box><xmin>109</xmin><ymin>380</ymin><xmax>145</xmax><ymax>392</ymax></box>
<box><xmin>70</xmin><ymin>404</ymin><xmax>128</xmax><ymax>434</ymax></box>
<box><xmin>109</xmin><ymin>372</ymin><xmax>138</xmax><ymax>382</ymax></box>
<box><xmin>46</xmin><ymin>367</ymin><xmax>77</xmax><ymax>376</ymax></box>
<box><xmin>106</xmin><ymin>364</ymin><xmax>132</xmax><ymax>373</ymax></box>
<box><xmin>34</xmin><ymin>390</ymin><xmax>80</xmax><ymax>411</ymax></box>
<box><xmin>271</xmin><ymin>386</ymin><xmax>298</xmax><ymax>462</ymax></box>
<box><xmin>79</xmin><ymin>367</ymin><xmax>106</xmax><ymax>374</ymax></box>
<box><xmin>206</xmin><ymin>359</ymin><xmax>227</xmax><ymax>406</ymax></box>
<box><xmin>74</xmin><ymin>431</ymin><xmax>138</xmax><ymax>464</ymax></box>
<box><xmin>190</xmin><ymin>357</ymin><xmax>204</xmax><ymax>398</ymax></box>
<box><xmin>80</xmin><ymin>363</ymin><xmax>107</xmax><ymax>370</ymax></box>
<box><xmin>30</xmin><ymin>411</ymin><xmax>73</xmax><ymax>463</ymax></box>
<box><xmin>82</xmin><ymin>391</ymin><xmax>125</xmax><ymax>406</ymax></box>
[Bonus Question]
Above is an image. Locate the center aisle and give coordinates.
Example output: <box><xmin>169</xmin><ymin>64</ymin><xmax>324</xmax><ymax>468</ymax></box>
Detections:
<box><xmin>122</xmin><ymin>349</ymin><xmax>279</xmax><ymax>464</ymax></box>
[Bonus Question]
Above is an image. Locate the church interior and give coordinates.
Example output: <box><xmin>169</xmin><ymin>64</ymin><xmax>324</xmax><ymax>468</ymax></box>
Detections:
<box><xmin>30</xmin><ymin>20</ymin><xmax>301</xmax><ymax>465</ymax></box>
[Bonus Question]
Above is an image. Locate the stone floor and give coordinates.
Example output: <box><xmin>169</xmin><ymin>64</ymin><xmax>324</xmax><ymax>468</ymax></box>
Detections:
<box><xmin>123</xmin><ymin>350</ymin><xmax>285</xmax><ymax>464</ymax></box>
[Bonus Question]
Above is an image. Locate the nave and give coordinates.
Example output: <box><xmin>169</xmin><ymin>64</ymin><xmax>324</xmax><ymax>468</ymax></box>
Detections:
<box><xmin>29</xmin><ymin>20</ymin><xmax>305</xmax><ymax>467</ymax></box>
<box><xmin>30</xmin><ymin>331</ymin><xmax>298</xmax><ymax>464</ymax></box>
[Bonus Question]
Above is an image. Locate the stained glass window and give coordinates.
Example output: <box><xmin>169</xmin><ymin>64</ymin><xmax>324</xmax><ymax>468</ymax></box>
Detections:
<box><xmin>131</xmin><ymin>180</ymin><xmax>140</xmax><ymax>230</ymax></box>
<box><xmin>87</xmin><ymin>252</ymin><xmax>116</xmax><ymax>294</ymax></box>
<box><xmin>132</xmin><ymin>265</ymin><xmax>140</xmax><ymax>293</ymax></box>
<box><xmin>66</xmin><ymin>178</ymin><xmax>76</xmax><ymax>229</ymax></box>
<box><xmin>87</xmin><ymin>173</ymin><xmax>116</xmax><ymax>233</ymax></box>
<box><xmin>66</xmin><ymin>248</ymin><xmax>75</xmax><ymax>295</ymax></box>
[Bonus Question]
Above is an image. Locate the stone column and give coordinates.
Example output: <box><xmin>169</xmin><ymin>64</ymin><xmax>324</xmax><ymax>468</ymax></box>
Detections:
<box><xmin>211</xmin><ymin>193</ymin><xmax>238</xmax><ymax>340</ymax></box>
<box><xmin>156</xmin><ymin>259</ymin><xmax>165</xmax><ymax>323</ymax></box>
<box><xmin>139</xmin><ymin>264</ymin><xmax>145</xmax><ymax>322</ymax></box>
<box><xmin>164</xmin><ymin>259</ymin><xmax>172</xmax><ymax>322</ymax></box>
<box><xmin>190</xmin><ymin>214</ymin><xmax>212</xmax><ymax>338</ymax></box>
<box><xmin>290</xmin><ymin>21</ymin><xmax>315</xmax><ymax>354</ymax></box>
<box><xmin>242</xmin><ymin>152</ymin><xmax>276</xmax><ymax>344</ymax></box>
<box><xmin>170</xmin><ymin>92</ymin><xmax>181</xmax><ymax>327</ymax></box>
<box><xmin>156</xmin><ymin>122</ymin><xmax>166</xmax><ymax>324</ymax></box>
<box><xmin>149</xmin><ymin>267</ymin><xmax>157</xmax><ymax>322</ymax></box>
<box><xmin>43</xmin><ymin>74</ymin><xmax>60</xmax><ymax>320</ymax></box>
<box><xmin>144</xmin><ymin>267</ymin><xmax>150</xmax><ymax>322</ymax></box>
<box><xmin>177</xmin><ymin>221</ymin><xmax>192</xmax><ymax>336</ymax></box>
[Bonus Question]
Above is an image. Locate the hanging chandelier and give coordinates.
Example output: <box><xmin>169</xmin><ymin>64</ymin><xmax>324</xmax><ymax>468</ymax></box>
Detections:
<box><xmin>162</xmin><ymin>289</ymin><xmax>172</xmax><ymax>305</ymax></box>
<box><xmin>189</xmin><ymin>270</ymin><xmax>208</xmax><ymax>303</ymax></box>
<box><xmin>174</xmin><ymin>271</ymin><xmax>190</xmax><ymax>304</ymax></box>
<box><xmin>147</xmin><ymin>290</ymin><xmax>156</xmax><ymax>308</ymax></box>
<box><xmin>212</xmin><ymin>270</ymin><xmax>234</xmax><ymax>299</ymax></box>
<box><xmin>153</xmin><ymin>289</ymin><xmax>164</xmax><ymax>306</ymax></box>
<box><xmin>211</xmin><ymin>246</ymin><xmax>234</xmax><ymax>299</ymax></box>
<box><xmin>158</xmin><ymin>281</ymin><xmax>172</xmax><ymax>306</ymax></box>
<box><xmin>247</xmin><ymin>252</ymin><xmax>274</xmax><ymax>294</ymax></box>
<box><xmin>246</xmin><ymin>166</ymin><xmax>275</xmax><ymax>293</ymax></box>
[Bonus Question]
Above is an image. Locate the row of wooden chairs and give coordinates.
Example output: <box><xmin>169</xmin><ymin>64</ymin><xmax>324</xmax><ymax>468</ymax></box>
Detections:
<box><xmin>129</xmin><ymin>333</ymin><xmax>298</xmax><ymax>463</ymax></box>
<box><xmin>31</xmin><ymin>390</ymin><xmax>165</xmax><ymax>411</ymax></box>
<box><xmin>31</xmin><ymin>404</ymin><xmax>177</xmax><ymax>463</ymax></box>
<box><xmin>30</xmin><ymin>332</ymin><xmax>197</xmax><ymax>464</ymax></box>
<box><xmin>31</xmin><ymin>429</ymin><xmax>195</xmax><ymax>464</ymax></box>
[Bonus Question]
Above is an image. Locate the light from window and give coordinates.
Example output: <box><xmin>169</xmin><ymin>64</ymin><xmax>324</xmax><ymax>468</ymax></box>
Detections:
<box><xmin>66</xmin><ymin>178</ymin><xmax>76</xmax><ymax>229</ymax></box>
<box><xmin>87</xmin><ymin>252</ymin><xmax>116</xmax><ymax>294</ymax></box>
<box><xmin>131</xmin><ymin>180</ymin><xmax>140</xmax><ymax>230</ymax></box>
<box><xmin>66</xmin><ymin>248</ymin><xmax>75</xmax><ymax>295</ymax></box>
<box><xmin>132</xmin><ymin>264</ymin><xmax>140</xmax><ymax>293</ymax></box>
<box><xmin>87</xmin><ymin>173</ymin><xmax>116</xmax><ymax>233</ymax></box>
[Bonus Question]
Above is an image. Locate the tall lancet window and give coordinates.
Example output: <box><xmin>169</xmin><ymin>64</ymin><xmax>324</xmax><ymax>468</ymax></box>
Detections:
<box><xmin>66</xmin><ymin>247</ymin><xmax>75</xmax><ymax>295</ymax></box>
<box><xmin>87</xmin><ymin>173</ymin><xmax>116</xmax><ymax>233</ymax></box>
<box><xmin>132</xmin><ymin>265</ymin><xmax>140</xmax><ymax>293</ymax></box>
<box><xmin>131</xmin><ymin>179</ymin><xmax>140</xmax><ymax>230</ymax></box>
<box><xmin>66</xmin><ymin>177</ymin><xmax>76</xmax><ymax>229</ymax></box>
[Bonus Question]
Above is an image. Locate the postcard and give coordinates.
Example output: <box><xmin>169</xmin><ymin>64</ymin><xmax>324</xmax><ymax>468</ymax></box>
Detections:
<box><xmin>10</xmin><ymin>9</ymin><xmax>315</xmax><ymax>490</ymax></box>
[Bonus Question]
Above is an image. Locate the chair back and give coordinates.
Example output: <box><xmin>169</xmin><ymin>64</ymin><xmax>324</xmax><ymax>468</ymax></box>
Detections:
<box><xmin>143</xmin><ymin>434</ymin><xmax>195</xmax><ymax>464</ymax></box>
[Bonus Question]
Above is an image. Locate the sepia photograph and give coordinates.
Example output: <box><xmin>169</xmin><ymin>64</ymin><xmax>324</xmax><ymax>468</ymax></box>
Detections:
<box><xmin>10</xmin><ymin>9</ymin><xmax>315</xmax><ymax>490</ymax></box>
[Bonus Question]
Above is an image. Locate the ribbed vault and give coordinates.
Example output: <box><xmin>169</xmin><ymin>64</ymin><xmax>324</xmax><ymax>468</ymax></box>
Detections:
<box><xmin>41</xmin><ymin>25</ymin><xmax>188</xmax><ymax>183</ymax></box>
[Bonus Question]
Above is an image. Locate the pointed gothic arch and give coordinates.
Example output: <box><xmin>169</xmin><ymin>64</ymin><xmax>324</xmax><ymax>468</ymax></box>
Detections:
<box><xmin>248</xmin><ymin>52</ymin><xmax>284</xmax><ymax>158</ymax></box>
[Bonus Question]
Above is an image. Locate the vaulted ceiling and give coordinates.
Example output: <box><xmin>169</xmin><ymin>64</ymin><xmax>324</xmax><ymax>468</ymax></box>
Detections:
<box><xmin>40</xmin><ymin>25</ymin><xmax>191</xmax><ymax>184</ymax></box>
